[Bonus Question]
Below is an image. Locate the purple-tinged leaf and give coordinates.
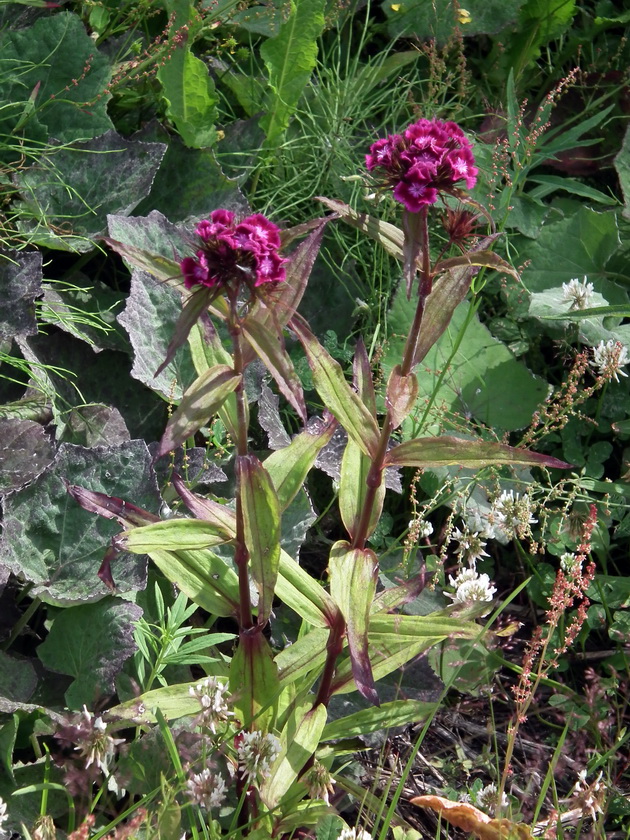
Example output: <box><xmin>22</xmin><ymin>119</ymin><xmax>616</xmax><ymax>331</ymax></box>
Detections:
<box><xmin>242</xmin><ymin>218</ymin><xmax>329</xmax><ymax>365</ymax></box>
<box><xmin>67</xmin><ymin>485</ymin><xmax>160</xmax><ymax>528</ymax></box>
<box><xmin>172</xmin><ymin>472</ymin><xmax>237</xmax><ymax>539</ymax></box>
<box><xmin>241</xmin><ymin>316</ymin><xmax>307</xmax><ymax>423</ymax></box>
<box><xmin>329</xmin><ymin>541</ymin><xmax>379</xmax><ymax>706</ymax></box>
<box><xmin>291</xmin><ymin>316</ymin><xmax>381</xmax><ymax>459</ymax></box>
<box><xmin>157</xmin><ymin>365</ymin><xmax>241</xmax><ymax>457</ymax></box>
<box><xmin>413</xmin><ymin>235</ymin><xmax>502</xmax><ymax>366</ymax></box>
<box><xmin>385</xmin><ymin>365</ymin><xmax>419</xmax><ymax>430</ymax></box>
<box><xmin>0</xmin><ymin>251</ymin><xmax>41</xmax><ymax>343</ymax></box>
<box><xmin>330</xmin><ymin>613</ymin><xmax>480</xmax><ymax>696</ymax></box>
<box><xmin>237</xmin><ymin>454</ymin><xmax>281</xmax><ymax>625</ymax></box>
<box><xmin>155</xmin><ymin>285</ymin><xmax>215</xmax><ymax>377</ymax></box>
<box><xmin>353</xmin><ymin>338</ymin><xmax>377</xmax><ymax>419</ymax></box>
<box><xmin>372</xmin><ymin>573</ymin><xmax>432</xmax><ymax>614</ymax></box>
<box><xmin>384</xmin><ymin>435</ymin><xmax>573</xmax><ymax>470</ymax></box>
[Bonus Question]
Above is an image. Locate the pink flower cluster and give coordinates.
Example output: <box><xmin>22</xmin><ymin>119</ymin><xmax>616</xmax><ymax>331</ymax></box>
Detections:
<box><xmin>366</xmin><ymin>119</ymin><xmax>478</xmax><ymax>212</ymax></box>
<box><xmin>181</xmin><ymin>210</ymin><xmax>287</xmax><ymax>291</ymax></box>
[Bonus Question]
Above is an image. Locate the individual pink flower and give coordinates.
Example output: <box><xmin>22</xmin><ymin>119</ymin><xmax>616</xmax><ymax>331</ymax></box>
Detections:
<box><xmin>181</xmin><ymin>210</ymin><xmax>287</xmax><ymax>292</ymax></box>
<box><xmin>366</xmin><ymin>118</ymin><xmax>478</xmax><ymax>211</ymax></box>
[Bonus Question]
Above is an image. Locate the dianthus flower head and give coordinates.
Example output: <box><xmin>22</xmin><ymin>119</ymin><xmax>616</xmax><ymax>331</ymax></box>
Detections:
<box><xmin>366</xmin><ymin>118</ymin><xmax>478</xmax><ymax>212</ymax></box>
<box><xmin>180</xmin><ymin>209</ymin><xmax>287</xmax><ymax>293</ymax></box>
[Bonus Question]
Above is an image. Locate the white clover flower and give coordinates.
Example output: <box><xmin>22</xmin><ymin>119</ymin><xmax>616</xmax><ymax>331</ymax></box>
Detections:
<box><xmin>186</xmin><ymin>767</ymin><xmax>227</xmax><ymax>810</ymax></box>
<box><xmin>591</xmin><ymin>339</ymin><xmax>629</xmax><ymax>383</ymax></box>
<box><xmin>476</xmin><ymin>782</ymin><xmax>509</xmax><ymax>814</ymax></box>
<box><xmin>447</xmin><ymin>561</ymin><xmax>496</xmax><ymax>608</ymax></box>
<box><xmin>561</xmin><ymin>276</ymin><xmax>594</xmax><ymax>310</ymax></box>
<box><xmin>237</xmin><ymin>730</ymin><xmax>281</xmax><ymax>785</ymax></box>
<box><xmin>75</xmin><ymin>706</ymin><xmax>124</xmax><ymax>774</ymax></box>
<box><xmin>451</xmin><ymin>527</ymin><xmax>489</xmax><ymax>563</ymax></box>
<box><xmin>491</xmin><ymin>490</ymin><xmax>537</xmax><ymax>540</ymax></box>
<box><xmin>189</xmin><ymin>677</ymin><xmax>232</xmax><ymax>733</ymax></box>
<box><xmin>0</xmin><ymin>796</ymin><xmax>7</xmax><ymax>830</ymax></box>
<box><xmin>560</xmin><ymin>552</ymin><xmax>581</xmax><ymax>575</ymax></box>
<box><xmin>338</xmin><ymin>828</ymin><xmax>373</xmax><ymax>840</ymax></box>
<box><xmin>571</xmin><ymin>769</ymin><xmax>605</xmax><ymax>820</ymax></box>
<box><xmin>303</xmin><ymin>760</ymin><xmax>335</xmax><ymax>804</ymax></box>
<box><xmin>417</xmin><ymin>520</ymin><xmax>434</xmax><ymax>538</ymax></box>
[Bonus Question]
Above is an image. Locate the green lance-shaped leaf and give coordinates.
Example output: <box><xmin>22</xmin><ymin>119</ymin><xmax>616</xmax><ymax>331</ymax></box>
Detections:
<box><xmin>187</xmin><ymin>316</ymin><xmax>240</xmax><ymax>441</ymax></box>
<box><xmin>229</xmin><ymin>629</ymin><xmax>280</xmax><ymax>730</ymax></box>
<box><xmin>412</xmin><ymin>234</ymin><xmax>501</xmax><ymax>366</ymax></box>
<box><xmin>157</xmin><ymin>365</ymin><xmax>241</xmax><ymax>457</ymax></box>
<box><xmin>317</xmin><ymin>197</ymin><xmax>405</xmax><ymax>261</ymax></box>
<box><xmin>120</xmin><ymin>519</ymin><xmax>231</xmax><ymax>552</ymax></box>
<box><xmin>129</xmin><ymin>546</ymin><xmax>240</xmax><ymax>619</ymax></box>
<box><xmin>353</xmin><ymin>337</ymin><xmax>377</xmax><ymax>418</ymax></box>
<box><xmin>339</xmin><ymin>440</ymin><xmax>384</xmax><ymax>542</ymax></box>
<box><xmin>263</xmin><ymin>414</ymin><xmax>337</xmax><ymax>512</ymax></box>
<box><xmin>158</xmin><ymin>47</ymin><xmax>217</xmax><ymax>149</ymax></box>
<box><xmin>291</xmin><ymin>315</ymin><xmax>380</xmax><ymax>458</ymax></box>
<box><xmin>173</xmin><ymin>471</ymin><xmax>339</xmax><ymax>628</ymax></box>
<box><xmin>101</xmin><ymin>238</ymin><xmax>181</xmax><ymax>286</ymax></box>
<box><xmin>321</xmin><ymin>698</ymin><xmax>438</xmax><ymax>741</ymax></box>
<box><xmin>241</xmin><ymin>316</ymin><xmax>307</xmax><ymax>423</ymax></box>
<box><xmin>259</xmin><ymin>0</ymin><xmax>326</xmax><ymax>146</ymax></box>
<box><xmin>330</xmin><ymin>613</ymin><xmax>481</xmax><ymax>696</ymax></box>
<box><xmin>108</xmin><ymin>679</ymin><xmax>226</xmax><ymax>723</ymax></box>
<box><xmin>260</xmin><ymin>700</ymin><xmax>327</xmax><ymax>808</ymax></box>
<box><xmin>275</xmin><ymin>627</ymin><xmax>329</xmax><ymax>687</ymax></box>
<box><xmin>155</xmin><ymin>286</ymin><xmax>216</xmax><ymax>377</ymax></box>
<box><xmin>385</xmin><ymin>364</ymin><xmax>418</xmax><ymax>430</ymax></box>
<box><xmin>329</xmin><ymin>541</ymin><xmax>379</xmax><ymax>706</ymax></box>
<box><xmin>432</xmin><ymin>250</ymin><xmax>520</xmax><ymax>282</ymax></box>
<box><xmin>276</xmin><ymin>550</ymin><xmax>339</xmax><ymax>629</ymax></box>
<box><xmin>238</xmin><ymin>454</ymin><xmax>281</xmax><ymax>625</ymax></box>
<box><xmin>384</xmin><ymin>435</ymin><xmax>573</xmax><ymax>470</ymax></box>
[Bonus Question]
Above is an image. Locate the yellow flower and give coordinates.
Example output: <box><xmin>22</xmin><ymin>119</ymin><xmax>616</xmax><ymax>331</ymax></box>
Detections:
<box><xmin>457</xmin><ymin>8</ymin><xmax>472</xmax><ymax>24</ymax></box>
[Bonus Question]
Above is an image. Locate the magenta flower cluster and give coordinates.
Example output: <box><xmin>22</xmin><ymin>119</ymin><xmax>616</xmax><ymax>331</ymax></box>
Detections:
<box><xmin>365</xmin><ymin>119</ymin><xmax>478</xmax><ymax>212</ymax></box>
<box><xmin>181</xmin><ymin>210</ymin><xmax>287</xmax><ymax>291</ymax></box>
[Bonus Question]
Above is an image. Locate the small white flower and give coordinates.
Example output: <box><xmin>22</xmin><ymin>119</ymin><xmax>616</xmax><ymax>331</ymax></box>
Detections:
<box><xmin>446</xmin><ymin>561</ymin><xmax>496</xmax><ymax>607</ymax></box>
<box><xmin>491</xmin><ymin>490</ymin><xmax>537</xmax><ymax>539</ymax></box>
<box><xmin>561</xmin><ymin>276</ymin><xmax>594</xmax><ymax>310</ymax></box>
<box><xmin>0</xmin><ymin>796</ymin><xmax>8</xmax><ymax>829</ymax></box>
<box><xmin>338</xmin><ymin>828</ymin><xmax>373</xmax><ymax>840</ymax></box>
<box><xmin>75</xmin><ymin>706</ymin><xmax>124</xmax><ymax>774</ymax></box>
<box><xmin>303</xmin><ymin>760</ymin><xmax>335</xmax><ymax>804</ymax></box>
<box><xmin>476</xmin><ymin>782</ymin><xmax>508</xmax><ymax>814</ymax></box>
<box><xmin>237</xmin><ymin>730</ymin><xmax>281</xmax><ymax>785</ymax></box>
<box><xmin>571</xmin><ymin>769</ymin><xmax>605</xmax><ymax>820</ymax></box>
<box><xmin>186</xmin><ymin>767</ymin><xmax>227</xmax><ymax>810</ymax></box>
<box><xmin>591</xmin><ymin>339</ymin><xmax>629</xmax><ymax>382</ymax></box>
<box><xmin>560</xmin><ymin>552</ymin><xmax>581</xmax><ymax>575</ymax></box>
<box><xmin>189</xmin><ymin>677</ymin><xmax>232</xmax><ymax>733</ymax></box>
<box><xmin>417</xmin><ymin>520</ymin><xmax>434</xmax><ymax>538</ymax></box>
<box><xmin>451</xmin><ymin>527</ymin><xmax>489</xmax><ymax>563</ymax></box>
